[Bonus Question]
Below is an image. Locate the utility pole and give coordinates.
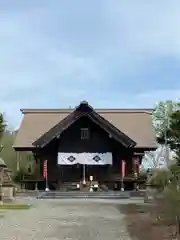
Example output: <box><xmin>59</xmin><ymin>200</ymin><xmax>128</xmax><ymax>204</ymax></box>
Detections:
<box><xmin>164</xmin><ymin>105</ymin><xmax>170</xmax><ymax>167</ymax></box>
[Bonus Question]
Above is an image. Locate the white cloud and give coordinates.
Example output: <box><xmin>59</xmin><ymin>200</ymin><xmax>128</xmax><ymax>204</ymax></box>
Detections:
<box><xmin>134</xmin><ymin>90</ymin><xmax>180</xmax><ymax>107</ymax></box>
<box><xmin>106</xmin><ymin>1</ymin><xmax>180</xmax><ymax>55</ymax></box>
<box><xmin>0</xmin><ymin>1</ymin><xmax>180</xmax><ymax>128</ymax></box>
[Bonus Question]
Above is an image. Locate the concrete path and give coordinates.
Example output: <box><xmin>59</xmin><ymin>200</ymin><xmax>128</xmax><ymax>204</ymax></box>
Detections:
<box><xmin>0</xmin><ymin>199</ymin><xmax>134</xmax><ymax>240</ymax></box>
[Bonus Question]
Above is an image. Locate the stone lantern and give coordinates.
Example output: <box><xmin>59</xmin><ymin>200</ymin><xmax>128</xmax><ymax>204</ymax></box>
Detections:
<box><xmin>0</xmin><ymin>158</ymin><xmax>14</xmax><ymax>203</ymax></box>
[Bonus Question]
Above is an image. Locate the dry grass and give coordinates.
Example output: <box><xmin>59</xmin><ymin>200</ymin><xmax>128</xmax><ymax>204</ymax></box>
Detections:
<box><xmin>0</xmin><ymin>203</ymin><xmax>31</xmax><ymax>210</ymax></box>
<box><xmin>119</xmin><ymin>203</ymin><xmax>178</xmax><ymax>240</ymax></box>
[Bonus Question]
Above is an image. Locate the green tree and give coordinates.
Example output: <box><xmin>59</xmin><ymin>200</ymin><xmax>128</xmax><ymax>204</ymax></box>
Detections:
<box><xmin>144</xmin><ymin>100</ymin><xmax>178</xmax><ymax>169</ymax></box>
<box><xmin>149</xmin><ymin>101</ymin><xmax>180</xmax><ymax>238</ymax></box>
<box><xmin>0</xmin><ymin>131</ymin><xmax>17</xmax><ymax>174</ymax></box>
<box><xmin>152</xmin><ymin>100</ymin><xmax>178</xmax><ymax>139</ymax></box>
<box><xmin>0</xmin><ymin>129</ymin><xmax>32</xmax><ymax>179</ymax></box>
<box><xmin>167</xmin><ymin>101</ymin><xmax>180</xmax><ymax>160</ymax></box>
<box><xmin>149</xmin><ymin>164</ymin><xmax>180</xmax><ymax>238</ymax></box>
<box><xmin>0</xmin><ymin>113</ymin><xmax>6</xmax><ymax>141</ymax></box>
<box><xmin>0</xmin><ymin>113</ymin><xmax>6</xmax><ymax>203</ymax></box>
<box><xmin>0</xmin><ymin>114</ymin><xmax>37</xmax><ymax>185</ymax></box>
<box><xmin>150</xmin><ymin>168</ymin><xmax>171</xmax><ymax>191</ymax></box>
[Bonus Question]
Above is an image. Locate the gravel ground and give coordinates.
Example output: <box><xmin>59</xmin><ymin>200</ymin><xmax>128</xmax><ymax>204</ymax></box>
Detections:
<box><xmin>0</xmin><ymin>199</ymin><xmax>136</xmax><ymax>240</ymax></box>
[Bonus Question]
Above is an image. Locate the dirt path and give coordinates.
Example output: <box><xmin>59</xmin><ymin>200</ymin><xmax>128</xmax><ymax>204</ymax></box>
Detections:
<box><xmin>0</xmin><ymin>199</ymin><xmax>133</xmax><ymax>240</ymax></box>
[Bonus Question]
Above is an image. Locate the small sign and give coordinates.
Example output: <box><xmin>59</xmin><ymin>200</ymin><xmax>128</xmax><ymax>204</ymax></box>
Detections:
<box><xmin>90</xmin><ymin>176</ymin><xmax>93</xmax><ymax>181</ymax></box>
<box><xmin>122</xmin><ymin>160</ymin><xmax>126</xmax><ymax>178</ymax></box>
<box><xmin>43</xmin><ymin>160</ymin><xmax>47</xmax><ymax>179</ymax></box>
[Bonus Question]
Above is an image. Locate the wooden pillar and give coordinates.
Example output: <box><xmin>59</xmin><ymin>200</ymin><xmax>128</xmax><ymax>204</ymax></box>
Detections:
<box><xmin>32</xmin><ymin>152</ymin><xmax>41</xmax><ymax>191</ymax></box>
<box><xmin>132</xmin><ymin>155</ymin><xmax>140</xmax><ymax>190</ymax></box>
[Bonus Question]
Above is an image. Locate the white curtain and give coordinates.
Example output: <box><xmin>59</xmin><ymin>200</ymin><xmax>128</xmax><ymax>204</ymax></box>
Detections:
<box><xmin>58</xmin><ymin>152</ymin><xmax>112</xmax><ymax>165</ymax></box>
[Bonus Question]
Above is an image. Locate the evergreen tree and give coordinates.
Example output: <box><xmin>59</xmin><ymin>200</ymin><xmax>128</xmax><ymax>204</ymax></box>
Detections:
<box><xmin>152</xmin><ymin>100</ymin><xmax>178</xmax><ymax>139</ymax></box>
<box><xmin>0</xmin><ymin>113</ymin><xmax>6</xmax><ymax>141</ymax></box>
<box><xmin>168</xmin><ymin>101</ymin><xmax>180</xmax><ymax>162</ymax></box>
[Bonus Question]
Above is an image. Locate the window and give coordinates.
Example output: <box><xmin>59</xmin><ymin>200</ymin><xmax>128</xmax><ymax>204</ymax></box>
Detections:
<box><xmin>81</xmin><ymin>128</ymin><xmax>89</xmax><ymax>139</ymax></box>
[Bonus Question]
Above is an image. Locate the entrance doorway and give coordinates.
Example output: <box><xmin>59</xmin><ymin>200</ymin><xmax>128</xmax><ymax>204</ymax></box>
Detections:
<box><xmin>60</xmin><ymin>164</ymin><xmax>110</xmax><ymax>183</ymax></box>
<box><xmin>60</xmin><ymin>164</ymin><xmax>82</xmax><ymax>182</ymax></box>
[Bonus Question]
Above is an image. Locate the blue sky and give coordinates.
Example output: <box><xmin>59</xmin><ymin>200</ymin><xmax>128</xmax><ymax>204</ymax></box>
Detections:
<box><xmin>0</xmin><ymin>1</ymin><xmax>180</xmax><ymax>128</ymax></box>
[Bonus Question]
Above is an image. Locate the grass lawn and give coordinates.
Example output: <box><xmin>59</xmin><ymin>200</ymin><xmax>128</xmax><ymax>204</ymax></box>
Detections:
<box><xmin>0</xmin><ymin>203</ymin><xmax>31</xmax><ymax>210</ymax></box>
<box><xmin>120</xmin><ymin>203</ymin><xmax>177</xmax><ymax>240</ymax></box>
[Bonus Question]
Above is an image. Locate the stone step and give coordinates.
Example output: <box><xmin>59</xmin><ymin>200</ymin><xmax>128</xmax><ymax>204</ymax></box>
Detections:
<box><xmin>16</xmin><ymin>190</ymin><xmax>145</xmax><ymax>199</ymax></box>
<box><xmin>38</xmin><ymin>191</ymin><xmax>130</xmax><ymax>199</ymax></box>
<box><xmin>39</xmin><ymin>195</ymin><xmax>130</xmax><ymax>199</ymax></box>
<box><xmin>16</xmin><ymin>191</ymin><xmax>43</xmax><ymax>198</ymax></box>
<box><xmin>41</xmin><ymin>191</ymin><xmax>130</xmax><ymax>195</ymax></box>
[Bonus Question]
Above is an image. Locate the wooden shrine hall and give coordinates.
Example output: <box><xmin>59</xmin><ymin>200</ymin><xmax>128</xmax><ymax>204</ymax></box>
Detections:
<box><xmin>13</xmin><ymin>101</ymin><xmax>157</xmax><ymax>191</ymax></box>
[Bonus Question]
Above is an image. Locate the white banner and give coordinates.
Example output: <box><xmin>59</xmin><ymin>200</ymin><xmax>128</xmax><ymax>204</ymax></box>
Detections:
<box><xmin>58</xmin><ymin>152</ymin><xmax>112</xmax><ymax>165</ymax></box>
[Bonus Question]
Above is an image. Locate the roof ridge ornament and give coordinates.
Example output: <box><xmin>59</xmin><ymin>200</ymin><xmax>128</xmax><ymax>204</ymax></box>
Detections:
<box><xmin>80</xmin><ymin>100</ymin><xmax>88</xmax><ymax>105</ymax></box>
<box><xmin>75</xmin><ymin>100</ymin><xmax>90</xmax><ymax>110</ymax></box>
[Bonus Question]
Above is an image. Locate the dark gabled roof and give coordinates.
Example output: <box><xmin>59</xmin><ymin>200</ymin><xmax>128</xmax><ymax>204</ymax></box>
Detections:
<box><xmin>33</xmin><ymin>101</ymin><xmax>136</xmax><ymax>148</ymax></box>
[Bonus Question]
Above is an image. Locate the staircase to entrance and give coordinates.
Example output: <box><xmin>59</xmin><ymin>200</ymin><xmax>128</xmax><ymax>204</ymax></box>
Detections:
<box><xmin>38</xmin><ymin>190</ymin><xmax>131</xmax><ymax>199</ymax></box>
